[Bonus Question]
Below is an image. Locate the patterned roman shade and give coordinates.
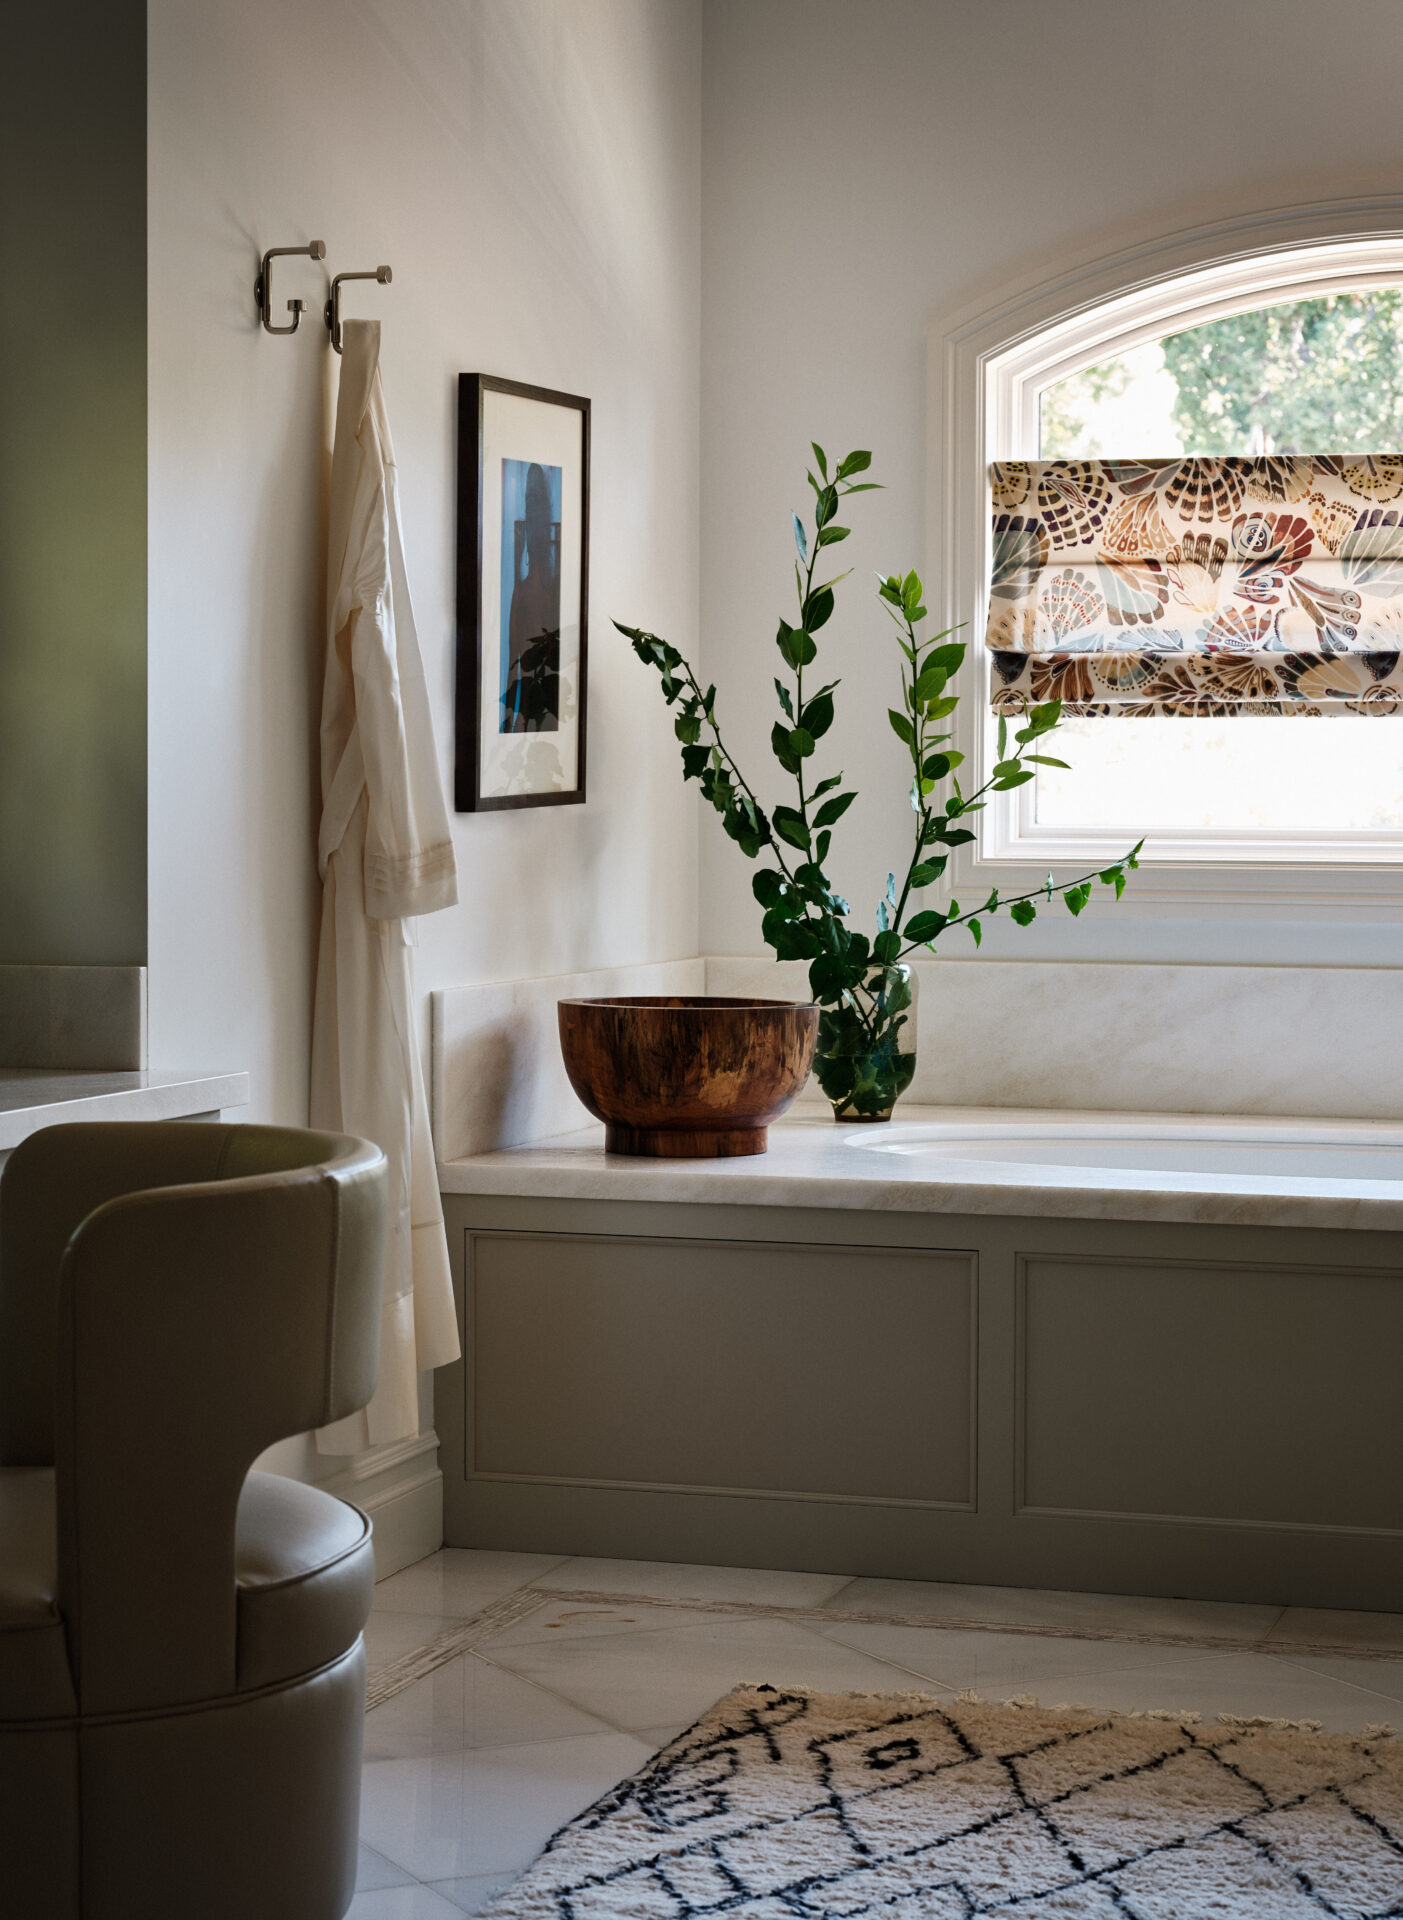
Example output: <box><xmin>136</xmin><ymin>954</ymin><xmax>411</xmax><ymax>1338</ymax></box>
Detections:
<box><xmin>986</xmin><ymin>457</ymin><xmax>1403</xmax><ymax>715</ymax></box>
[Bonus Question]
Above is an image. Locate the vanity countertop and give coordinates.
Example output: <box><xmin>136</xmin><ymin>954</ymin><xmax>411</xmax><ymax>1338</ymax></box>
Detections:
<box><xmin>437</xmin><ymin>1101</ymin><xmax>1403</xmax><ymax>1233</ymax></box>
<box><xmin>0</xmin><ymin>1069</ymin><xmax>251</xmax><ymax>1152</ymax></box>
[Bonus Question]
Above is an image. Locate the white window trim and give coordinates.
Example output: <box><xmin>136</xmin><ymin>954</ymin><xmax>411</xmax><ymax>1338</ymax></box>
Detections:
<box><xmin>928</xmin><ymin>195</ymin><xmax>1403</xmax><ymax>915</ymax></box>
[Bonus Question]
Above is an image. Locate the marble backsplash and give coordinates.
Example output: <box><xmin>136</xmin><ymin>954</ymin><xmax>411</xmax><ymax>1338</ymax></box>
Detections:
<box><xmin>432</xmin><ymin>958</ymin><xmax>705</xmax><ymax>1159</ymax></box>
<box><xmin>432</xmin><ymin>953</ymin><xmax>1403</xmax><ymax>1159</ymax></box>
<box><xmin>706</xmin><ymin>955</ymin><xmax>1403</xmax><ymax>1120</ymax></box>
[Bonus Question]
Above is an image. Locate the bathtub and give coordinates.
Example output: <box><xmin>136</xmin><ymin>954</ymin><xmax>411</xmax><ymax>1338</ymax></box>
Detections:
<box><xmin>847</xmin><ymin>1117</ymin><xmax>1403</xmax><ymax>1193</ymax></box>
<box><xmin>438</xmin><ymin>1102</ymin><xmax>1403</xmax><ymax>1611</ymax></box>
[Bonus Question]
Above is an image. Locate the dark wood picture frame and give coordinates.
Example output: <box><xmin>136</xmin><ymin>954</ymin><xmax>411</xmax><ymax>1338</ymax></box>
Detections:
<box><xmin>455</xmin><ymin>373</ymin><xmax>590</xmax><ymax>811</ymax></box>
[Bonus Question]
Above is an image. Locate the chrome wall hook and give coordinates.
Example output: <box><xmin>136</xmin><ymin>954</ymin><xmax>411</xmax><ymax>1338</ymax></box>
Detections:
<box><xmin>326</xmin><ymin>265</ymin><xmax>393</xmax><ymax>353</ymax></box>
<box><xmin>255</xmin><ymin>240</ymin><xmax>326</xmax><ymax>335</ymax></box>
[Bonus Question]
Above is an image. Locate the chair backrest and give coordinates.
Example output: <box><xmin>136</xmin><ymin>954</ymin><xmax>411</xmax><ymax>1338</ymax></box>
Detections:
<box><xmin>0</xmin><ymin>1122</ymin><xmax>385</xmax><ymax>1465</ymax></box>
<box><xmin>0</xmin><ymin>1122</ymin><xmax>387</xmax><ymax>1712</ymax></box>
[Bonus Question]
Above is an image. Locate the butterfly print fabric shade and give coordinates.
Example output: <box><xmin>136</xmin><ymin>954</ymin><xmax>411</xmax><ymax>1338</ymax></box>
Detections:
<box><xmin>986</xmin><ymin>456</ymin><xmax>1403</xmax><ymax>714</ymax></box>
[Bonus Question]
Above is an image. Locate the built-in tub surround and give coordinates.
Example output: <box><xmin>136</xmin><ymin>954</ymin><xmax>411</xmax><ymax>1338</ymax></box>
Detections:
<box><xmin>437</xmin><ymin>1103</ymin><xmax>1403</xmax><ymax>1614</ymax></box>
<box><xmin>439</xmin><ymin>1103</ymin><xmax>1403</xmax><ymax>1233</ymax></box>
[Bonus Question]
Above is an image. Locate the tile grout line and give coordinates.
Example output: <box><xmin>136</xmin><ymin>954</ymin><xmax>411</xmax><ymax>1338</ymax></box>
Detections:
<box><xmin>522</xmin><ymin>1585</ymin><xmax>1403</xmax><ymax>1663</ymax></box>
<box><xmin>364</xmin><ymin>1588</ymin><xmax>551</xmax><ymax>1712</ymax></box>
<box><xmin>364</xmin><ymin>1580</ymin><xmax>1403</xmax><ymax>1715</ymax></box>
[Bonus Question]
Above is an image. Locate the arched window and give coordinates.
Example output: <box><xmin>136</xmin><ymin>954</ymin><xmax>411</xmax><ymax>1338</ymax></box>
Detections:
<box><xmin>932</xmin><ymin>204</ymin><xmax>1403</xmax><ymax>911</ymax></box>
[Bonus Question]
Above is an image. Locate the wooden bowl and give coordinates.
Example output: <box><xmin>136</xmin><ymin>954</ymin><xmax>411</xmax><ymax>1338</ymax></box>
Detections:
<box><xmin>558</xmin><ymin>996</ymin><xmax>819</xmax><ymax>1157</ymax></box>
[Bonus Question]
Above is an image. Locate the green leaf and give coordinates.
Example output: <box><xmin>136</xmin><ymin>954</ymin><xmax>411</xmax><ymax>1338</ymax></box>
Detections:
<box><xmin>680</xmin><ymin>743</ymin><xmax>708</xmax><ymax>778</ymax></box>
<box><xmin>888</xmin><ymin>709</ymin><xmax>915</xmax><ymax>747</ymax></box>
<box><xmin>751</xmin><ymin>869</ymin><xmax>787</xmax><ymax>909</ymax></box>
<box><xmin>913</xmin><ymin>665</ymin><xmax>947</xmax><ymax>704</ymax></box>
<box><xmin>1024</xmin><ymin>754</ymin><xmax>1071</xmax><ymax>769</ymax></box>
<box><xmin>811</xmin><ymin>442</ymin><xmax>829</xmax><ymax>482</ymax></box>
<box><xmin>763</xmin><ymin>912</ymin><xmax>820</xmax><ymax>961</ymax></box>
<box><xmin>812</xmin><ymin>772</ymin><xmax>843</xmax><ymax>797</ymax></box>
<box><xmin>909</xmin><ymin>859</ymin><xmax>945</xmax><ymax>888</ymax></box>
<box><xmin>800</xmin><ymin>692</ymin><xmax>835</xmax><ymax>739</ymax></box>
<box><xmin>815</xmin><ymin>829</ymin><xmax>832</xmax><ymax>863</ymax></box>
<box><xmin>837</xmin><ymin>449</ymin><xmax>873</xmax><ymax>477</ymax></box>
<box><xmin>805</xmin><ymin>586</ymin><xmax>835</xmax><ymax>632</ymax></box>
<box><xmin>843</xmin><ymin>481</ymin><xmax>882</xmax><ymax>493</ymax></box>
<box><xmin>816</xmin><ymin>486</ymin><xmax>838</xmax><ymax>529</ymax></box>
<box><xmin>924</xmin><ymin>696</ymin><xmax>959</xmax><ymax>719</ymax></box>
<box><xmin>873</xmin><ymin>930</ymin><xmax>901</xmax><ymax>964</ymax></box>
<box><xmin>967</xmin><ymin>918</ymin><xmax>982</xmax><ymax>947</ymax></box>
<box><xmin>816</xmin><ymin>523</ymin><xmax>850</xmax><ymax>547</ymax></box>
<box><xmin>722</xmin><ymin>803</ymin><xmax>764</xmax><ymax>856</ymax></box>
<box><xmin>905</xmin><ymin>909</ymin><xmax>946</xmax><ymax>943</ymax></box>
<box><xmin>943</xmin><ymin>828</ymin><xmax>976</xmax><ymax>847</ymax></box>
<box><xmin>809</xmin><ymin>951</ymin><xmax>853</xmax><ymax>998</ymax></box>
<box><xmin>776</xmin><ymin>622</ymin><xmax>817</xmax><ymax>669</ymax></box>
<box><xmin>770</xmin><ymin>722</ymin><xmax>800</xmax><ymax>773</ymax></box>
<box><xmin>925</xmin><ymin>642</ymin><xmax>966</xmax><ymax>677</ymax></box>
<box><xmin>997</xmin><ymin>715</ymin><xmax>1007</xmax><ymax>760</ymax></box>
<box><xmin>814</xmin><ymin>789</ymin><xmax>856</xmax><ymax>828</ymax></box>
<box><xmin>772</xmin><ymin>805</ymin><xmax>810</xmax><ymax>851</ymax></box>
<box><xmin>792</xmin><ymin>511</ymin><xmax>808</xmax><ymax>563</ymax></box>
<box><xmin>922</xmin><ymin>752</ymin><xmax>952</xmax><ymax>781</ymax></box>
<box><xmin>789</xmin><ymin>727</ymin><xmax>816</xmax><ymax>758</ymax></box>
<box><xmin>773</xmin><ymin>678</ymin><xmax>794</xmax><ymax>719</ymax></box>
<box><xmin>1064</xmin><ymin>884</ymin><xmax>1090</xmax><ymax>917</ymax></box>
<box><xmin>993</xmin><ymin>768</ymin><xmax>1036</xmax><ymax>790</ymax></box>
<box><xmin>1009</xmin><ymin>900</ymin><xmax>1037</xmax><ymax>927</ymax></box>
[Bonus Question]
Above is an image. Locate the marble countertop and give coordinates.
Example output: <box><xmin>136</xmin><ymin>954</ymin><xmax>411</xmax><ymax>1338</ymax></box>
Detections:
<box><xmin>437</xmin><ymin>1101</ymin><xmax>1403</xmax><ymax>1232</ymax></box>
<box><xmin>0</xmin><ymin>1069</ymin><xmax>251</xmax><ymax>1151</ymax></box>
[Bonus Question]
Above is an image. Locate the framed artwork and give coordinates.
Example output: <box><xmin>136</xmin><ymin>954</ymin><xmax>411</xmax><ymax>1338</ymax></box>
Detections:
<box><xmin>455</xmin><ymin>373</ymin><xmax>590</xmax><ymax>810</ymax></box>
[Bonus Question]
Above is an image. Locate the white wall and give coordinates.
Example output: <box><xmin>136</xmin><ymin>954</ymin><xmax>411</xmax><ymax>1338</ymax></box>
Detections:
<box><xmin>699</xmin><ymin>0</ymin><xmax>1403</xmax><ymax>973</ymax></box>
<box><xmin>148</xmin><ymin>0</ymin><xmax>701</xmax><ymax>1123</ymax></box>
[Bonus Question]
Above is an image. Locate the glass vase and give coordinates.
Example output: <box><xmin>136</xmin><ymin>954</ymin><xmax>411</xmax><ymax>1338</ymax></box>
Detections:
<box><xmin>812</xmin><ymin>963</ymin><xmax>918</xmax><ymax>1122</ymax></box>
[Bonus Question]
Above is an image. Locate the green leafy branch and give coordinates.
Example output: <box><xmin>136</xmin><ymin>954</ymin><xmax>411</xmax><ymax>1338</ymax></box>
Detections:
<box><xmin>875</xmin><ymin>573</ymin><xmax>1142</xmax><ymax>956</ymax></box>
<box><xmin>615</xmin><ymin>444</ymin><xmax>1142</xmax><ymax>1021</ymax></box>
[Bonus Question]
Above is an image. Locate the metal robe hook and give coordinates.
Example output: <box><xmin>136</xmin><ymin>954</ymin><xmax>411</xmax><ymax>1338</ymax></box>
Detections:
<box><xmin>326</xmin><ymin>266</ymin><xmax>393</xmax><ymax>353</ymax></box>
<box><xmin>255</xmin><ymin>240</ymin><xmax>326</xmax><ymax>335</ymax></box>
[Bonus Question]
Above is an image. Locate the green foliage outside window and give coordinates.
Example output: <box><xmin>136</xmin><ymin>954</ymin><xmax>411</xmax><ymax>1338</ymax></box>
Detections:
<box><xmin>1042</xmin><ymin>290</ymin><xmax>1403</xmax><ymax>459</ymax></box>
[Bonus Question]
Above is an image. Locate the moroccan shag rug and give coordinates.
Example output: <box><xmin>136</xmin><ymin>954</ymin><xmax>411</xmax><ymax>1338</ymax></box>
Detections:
<box><xmin>484</xmin><ymin>1683</ymin><xmax>1403</xmax><ymax>1919</ymax></box>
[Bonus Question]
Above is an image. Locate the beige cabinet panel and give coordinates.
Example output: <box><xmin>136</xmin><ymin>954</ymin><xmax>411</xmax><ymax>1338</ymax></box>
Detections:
<box><xmin>467</xmin><ymin>1230</ymin><xmax>976</xmax><ymax>1507</ymax></box>
<box><xmin>1020</xmin><ymin>1253</ymin><xmax>1403</xmax><ymax>1531</ymax></box>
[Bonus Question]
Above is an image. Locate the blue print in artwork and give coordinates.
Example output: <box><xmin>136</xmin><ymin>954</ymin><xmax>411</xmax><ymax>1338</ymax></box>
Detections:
<box><xmin>499</xmin><ymin>458</ymin><xmax>562</xmax><ymax>733</ymax></box>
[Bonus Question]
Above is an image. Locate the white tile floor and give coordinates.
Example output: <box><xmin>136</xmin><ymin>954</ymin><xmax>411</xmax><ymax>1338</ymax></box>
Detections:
<box><xmin>349</xmin><ymin>1550</ymin><xmax>1403</xmax><ymax>1917</ymax></box>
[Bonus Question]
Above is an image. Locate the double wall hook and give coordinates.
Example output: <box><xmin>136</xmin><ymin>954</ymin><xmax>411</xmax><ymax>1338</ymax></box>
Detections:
<box><xmin>255</xmin><ymin>240</ymin><xmax>326</xmax><ymax>335</ymax></box>
<box><xmin>327</xmin><ymin>266</ymin><xmax>393</xmax><ymax>353</ymax></box>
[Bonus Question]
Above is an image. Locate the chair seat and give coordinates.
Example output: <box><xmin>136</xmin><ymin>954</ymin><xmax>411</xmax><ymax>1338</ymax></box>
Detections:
<box><xmin>0</xmin><ymin>1468</ymin><xmax>374</xmax><ymax>1718</ymax></box>
<box><xmin>0</xmin><ymin>1467</ymin><xmax>75</xmax><ymax>1722</ymax></box>
<box><xmin>235</xmin><ymin>1471</ymin><xmax>375</xmax><ymax>1692</ymax></box>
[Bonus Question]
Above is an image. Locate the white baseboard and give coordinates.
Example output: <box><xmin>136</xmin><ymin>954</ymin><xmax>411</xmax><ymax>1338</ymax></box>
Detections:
<box><xmin>319</xmin><ymin>1431</ymin><xmax>444</xmax><ymax>1579</ymax></box>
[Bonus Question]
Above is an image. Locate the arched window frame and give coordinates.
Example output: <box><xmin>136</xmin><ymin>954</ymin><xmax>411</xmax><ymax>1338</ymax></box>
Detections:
<box><xmin>929</xmin><ymin>197</ymin><xmax>1403</xmax><ymax>915</ymax></box>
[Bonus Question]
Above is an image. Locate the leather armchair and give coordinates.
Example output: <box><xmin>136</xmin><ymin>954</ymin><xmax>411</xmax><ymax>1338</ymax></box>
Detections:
<box><xmin>0</xmin><ymin>1121</ymin><xmax>388</xmax><ymax>1920</ymax></box>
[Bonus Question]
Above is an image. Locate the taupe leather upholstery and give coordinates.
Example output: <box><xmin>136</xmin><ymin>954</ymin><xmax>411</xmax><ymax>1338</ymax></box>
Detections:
<box><xmin>0</xmin><ymin>1121</ymin><xmax>388</xmax><ymax>1920</ymax></box>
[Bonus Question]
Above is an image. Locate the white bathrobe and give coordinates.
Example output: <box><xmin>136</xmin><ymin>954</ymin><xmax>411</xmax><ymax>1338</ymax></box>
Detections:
<box><xmin>312</xmin><ymin>319</ymin><xmax>460</xmax><ymax>1453</ymax></box>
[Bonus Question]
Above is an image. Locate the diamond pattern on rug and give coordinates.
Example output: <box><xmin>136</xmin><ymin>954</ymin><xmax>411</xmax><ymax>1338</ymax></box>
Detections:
<box><xmin>482</xmin><ymin>1684</ymin><xmax>1403</xmax><ymax>1920</ymax></box>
